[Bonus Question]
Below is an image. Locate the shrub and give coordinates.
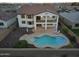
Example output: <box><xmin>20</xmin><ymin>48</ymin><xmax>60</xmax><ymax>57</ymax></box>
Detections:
<box><xmin>69</xmin><ymin>36</ymin><xmax>76</xmax><ymax>43</ymax></box>
<box><xmin>61</xmin><ymin>43</ymin><xmax>73</xmax><ymax>48</ymax></box>
<box><xmin>63</xmin><ymin>28</ymin><xmax>69</xmax><ymax>33</ymax></box>
<box><xmin>14</xmin><ymin>40</ymin><xmax>28</xmax><ymax>48</ymax></box>
<box><xmin>66</xmin><ymin>44</ymin><xmax>73</xmax><ymax>48</ymax></box>
<box><xmin>27</xmin><ymin>44</ymin><xmax>36</xmax><ymax>48</ymax></box>
<box><xmin>62</xmin><ymin>44</ymin><xmax>73</xmax><ymax>48</ymax></box>
<box><xmin>61</xmin><ymin>27</ymin><xmax>69</xmax><ymax>35</ymax></box>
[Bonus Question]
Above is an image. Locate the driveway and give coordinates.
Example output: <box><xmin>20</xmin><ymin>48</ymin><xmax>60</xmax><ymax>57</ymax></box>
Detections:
<box><xmin>0</xmin><ymin>28</ymin><xmax>27</xmax><ymax>48</ymax></box>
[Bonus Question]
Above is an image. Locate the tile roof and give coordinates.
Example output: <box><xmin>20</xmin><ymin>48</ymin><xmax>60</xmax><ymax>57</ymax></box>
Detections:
<box><xmin>18</xmin><ymin>3</ymin><xmax>58</xmax><ymax>15</ymax></box>
<box><xmin>0</xmin><ymin>11</ymin><xmax>17</xmax><ymax>21</ymax></box>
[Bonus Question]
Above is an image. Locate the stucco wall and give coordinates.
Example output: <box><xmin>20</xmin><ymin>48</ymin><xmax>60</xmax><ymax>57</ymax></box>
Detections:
<box><xmin>17</xmin><ymin>15</ymin><xmax>27</xmax><ymax>27</ymax></box>
<box><xmin>6</xmin><ymin>16</ymin><xmax>17</xmax><ymax>27</ymax></box>
<box><xmin>0</xmin><ymin>20</ymin><xmax>7</xmax><ymax>28</ymax></box>
<box><xmin>72</xmin><ymin>24</ymin><xmax>79</xmax><ymax>29</ymax></box>
<box><xmin>0</xmin><ymin>16</ymin><xmax>16</xmax><ymax>28</ymax></box>
<box><xmin>17</xmin><ymin>12</ymin><xmax>58</xmax><ymax>28</ymax></box>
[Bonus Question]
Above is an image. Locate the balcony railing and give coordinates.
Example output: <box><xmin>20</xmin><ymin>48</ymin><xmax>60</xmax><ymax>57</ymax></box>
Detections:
<box><xmin>36</xmin><ymin>20</ymin><xmax>45</xmax><ymax>22</ymax></box>
<box><xmin>47</xmin><ymin>20</ymin><xmax>57</xmax><ymax>22</ymax></box>
<box><xmin>36</xmin><ymin>19</ymin><xmax>57</xmax><ymax>23</ymax></box>
<box><xmin>27</xmin><ymin>19</ymin><xmax>33</xmax><ymax>21</ymax></box>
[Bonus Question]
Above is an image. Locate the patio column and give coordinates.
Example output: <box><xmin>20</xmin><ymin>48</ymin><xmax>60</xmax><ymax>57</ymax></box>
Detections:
<box><xmin>45</xmin><ymin>16</ymin><xmax>47</xmax><ymax>30</ymax></box>
<box><xmin>55</xmin><ymin>16</ymin><xmax>59</xmax><ymax>32</ymax></box>
<box><xmin>26</xmin><ymin>28</ymin><xmax>28</xmax><ymax>32</ymax></box>
<box><xmin>34</xmin><ymin>16</ymin><xmax>36</xmax><ymax>30</ymax></box>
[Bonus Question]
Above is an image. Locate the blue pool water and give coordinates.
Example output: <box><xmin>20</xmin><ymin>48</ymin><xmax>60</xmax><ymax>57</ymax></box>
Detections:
<box><xmin>33</xmin><ymin>35</ymin><xmax>69</xmax><ymax>48</ymax></box>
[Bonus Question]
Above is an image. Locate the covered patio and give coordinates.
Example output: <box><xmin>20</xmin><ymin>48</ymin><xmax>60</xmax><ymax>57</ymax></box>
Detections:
<box><xmin>32</xmin><ymin>27</ymin><xmax>61</xmax><ymax>36</ymax></box>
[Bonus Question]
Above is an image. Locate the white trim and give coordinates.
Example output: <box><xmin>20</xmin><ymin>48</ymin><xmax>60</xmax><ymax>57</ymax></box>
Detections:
<box><xmin>56</xmin><ymin>16</ymin><xmax>59</xmax><ymax>32</ymax></box>
<box><xmin>34</xmin><ymin>16</ymin><xmax>36</xmax><ymax>30</ymax></box>
<box><xmin>45</xmin><ymin>16</ymin><xmax>47</xmax><ymax>30</ymax></box>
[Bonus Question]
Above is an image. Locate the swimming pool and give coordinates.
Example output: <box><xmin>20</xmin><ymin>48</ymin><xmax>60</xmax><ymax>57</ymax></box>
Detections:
<box><xmin>32</xmin><ymin>35</ymin><xmax>70</xmax><ymax>48</ymax></box>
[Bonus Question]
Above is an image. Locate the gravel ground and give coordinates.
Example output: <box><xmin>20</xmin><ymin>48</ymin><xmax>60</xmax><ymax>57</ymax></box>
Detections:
<box><xmin>0</xmin><ymin>28</ymin><xmax>29</xmax><ymax>48</ymax></box>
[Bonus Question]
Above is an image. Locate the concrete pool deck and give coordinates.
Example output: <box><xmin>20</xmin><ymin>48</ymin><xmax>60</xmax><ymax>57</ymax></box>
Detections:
<box><xmin>19</xmin><ymin>29</ymin><xmax>70</xmax><ymax>49</ymax></box>
<box><xmin>19</xmin><ymin>27</ymin><xmax>62</xmax><ymax>44</ymax></box>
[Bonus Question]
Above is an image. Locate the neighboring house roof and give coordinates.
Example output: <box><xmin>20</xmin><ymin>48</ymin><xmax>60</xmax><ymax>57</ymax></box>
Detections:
<box><xmin>65</xmin><ymin>6</ymin><xmax>79</xmax><ymax>11</ymax></box>
<box><xmin>0</xmin><ymin>4</ymin><xmax>21</xmax><ymax>11</ymax></box>
<box><xmin>0</xmin><ymin>11</ymin><xmax>17</xmax><ymax>21</ymax></box>
<box><xmin>17</xmin><ymin>3</ymin><xmax>58</xmax><ymax>15</ymax></box>
<box><xmin>60</xmin><ymin>11</ymin><xmax>79</xmax><ymax>24</ymax></box>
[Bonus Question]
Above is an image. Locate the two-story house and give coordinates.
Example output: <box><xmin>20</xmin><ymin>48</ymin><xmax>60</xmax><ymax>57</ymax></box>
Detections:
<box><xmin>17</xmin><ymin>4</ymin><xmax>59</xmax><ymax>32</ymax></box>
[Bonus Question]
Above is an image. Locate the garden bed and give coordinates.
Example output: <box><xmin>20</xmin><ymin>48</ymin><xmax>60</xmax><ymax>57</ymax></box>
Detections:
<box><xmin>60</xmin><ymin>22</ymin><xmax>78</xmax><ymax>48</ymax></box>
<box><xmin>13</xmin><ymin>40</ymin><xmax>36</xmax><ymax>48</ymax></box>
<box><xmin>72</xmin><ymin>29</ymin><xmax>79</xmax><ymax>36</ymax></box>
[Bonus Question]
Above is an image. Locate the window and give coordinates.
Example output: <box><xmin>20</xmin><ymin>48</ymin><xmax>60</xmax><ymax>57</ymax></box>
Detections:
<box><xmin>22</xmin><ymin>21</ymin><xmax>26</xmax><ymax>24</ymax></box>
<box><xmin>27</xmin><ymin>21</ymin><xmax>33</xmax><ymax>25</ymax></box>
<box><xmin>36</xmin><ymin>16</ymin><xmax>41</xmax><ymax>20</ymax></box>
<box><xmin>75</xmin><ymin>24</ymin><xmax>79</xmax><ymax>27</ymax></box>
<box><xmin>0</xmin><ymin>22</ymin><xmax>4</xmax><ymax>26</ymax></box>
<box><xmin>21</xmin><ymin>14</ymin><xmax>25</xmax><ymax>18</ymax></box>
<box><xmin>27</xmin><ymin>15</ymin><xmax>32</xmax><ymax>19</ymax></box>
<box><xmin>43</xmin><ymin>16</ymin><xmax>46</xmax><ymax>18</ymax></box>
<box><xmin>52</xmin><ymin>16</ymin><xmax>55</xmax><ymax>18</ymax></box>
